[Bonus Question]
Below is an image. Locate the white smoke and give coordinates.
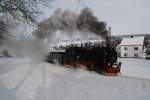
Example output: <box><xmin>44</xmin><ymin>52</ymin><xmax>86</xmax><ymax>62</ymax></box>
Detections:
<box><xmin>3</xmin><ymin>35</ymin><xmax>49</xmax><ymax>62</ymax></box>
<box><xmin>0</xmin><ymin>20</ymin><xmax>50</xmax><ymax>62</ymax></box>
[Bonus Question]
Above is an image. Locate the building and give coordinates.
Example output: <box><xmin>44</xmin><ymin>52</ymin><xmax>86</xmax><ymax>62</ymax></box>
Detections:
<box><xmin>120</xmin><ymin>36</ymin><xmax>144</xmax><ymax>58</ymax></box>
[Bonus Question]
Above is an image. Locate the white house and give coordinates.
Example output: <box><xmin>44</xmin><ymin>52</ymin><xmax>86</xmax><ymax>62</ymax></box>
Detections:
<box><xmin>120</xmin><ymin>36</ymin><xmax>144</xmax><ymax>58</ymax></box>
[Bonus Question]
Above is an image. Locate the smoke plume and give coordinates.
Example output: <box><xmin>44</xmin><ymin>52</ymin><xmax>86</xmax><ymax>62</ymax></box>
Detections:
<box><xmin>33</xmin><ymin>7</ymin><xmax>108</xmax><ymax>40</ymax></box>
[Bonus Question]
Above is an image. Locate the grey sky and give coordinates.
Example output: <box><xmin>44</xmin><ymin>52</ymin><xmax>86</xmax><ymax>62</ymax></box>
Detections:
<box><xmin>41</xmin><ymin>0</ymin><xmax>150</xmax><ymax>35</ymax></box>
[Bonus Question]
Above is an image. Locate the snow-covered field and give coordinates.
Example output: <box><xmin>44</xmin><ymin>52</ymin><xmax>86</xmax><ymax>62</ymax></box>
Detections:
<box><xmin>0</xmin><ymin>58</ymin><xmax>150</xmax><ymax>100</ymax></box>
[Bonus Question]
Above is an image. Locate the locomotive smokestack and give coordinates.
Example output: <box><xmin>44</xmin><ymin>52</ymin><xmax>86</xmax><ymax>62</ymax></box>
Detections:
<box><xmin>108</xmin><ymin>27</ymin><xmax>111</xmax><ymax>36</ymax></box>
<box><xmin>105</xmin><ymin>27</ymin><xmax>112</xmax><ymax>48</ymax></box>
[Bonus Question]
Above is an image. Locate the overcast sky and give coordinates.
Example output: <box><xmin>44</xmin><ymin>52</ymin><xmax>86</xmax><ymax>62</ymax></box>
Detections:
<box><xmin>41</xmin><ymin>0</ymin><xmax>150</xmax><ymax>35</ymax></box>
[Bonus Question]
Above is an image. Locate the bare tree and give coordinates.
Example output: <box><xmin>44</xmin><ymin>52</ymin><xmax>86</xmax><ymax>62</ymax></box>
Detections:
<box><xmin>0</xmin><ymin>16</ymin><xmax>13</xmax><ymax>43</ymax></box>
<box><xmin>0</xmin><ymin>0</ymin><xmax>53</xmax><ymax>41</ymax></box>
<box><xmin>0</xmin><ymin>19</ymin><xmax>7</xmax><ymax>40</ymax></box>
<box><xmin>0</xmin><ymin>0</ymin><xmax>53</xmax><ymax>22</ymax></box>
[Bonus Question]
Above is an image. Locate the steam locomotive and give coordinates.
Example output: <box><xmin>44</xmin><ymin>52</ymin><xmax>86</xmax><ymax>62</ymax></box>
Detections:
<box><xmin>46</xmin><ymin>40</ymin><xmax>121</xmax><ymax>76</ymax></box>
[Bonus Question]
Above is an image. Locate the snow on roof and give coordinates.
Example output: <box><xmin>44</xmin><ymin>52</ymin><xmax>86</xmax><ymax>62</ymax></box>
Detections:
<box><xmin>51</xmin><ymin>39</ymin><xmax>104</xmax><ymax>47</ymax></box>
<box><xmin>120</xmin><ymin>36</ymin><xmax>144</xmax><ymax>46</ymax></box>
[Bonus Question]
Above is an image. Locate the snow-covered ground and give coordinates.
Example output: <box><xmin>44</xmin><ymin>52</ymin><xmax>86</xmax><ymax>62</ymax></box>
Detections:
<box><xmin>0</xmin><ymin>58</ymin><xmax>150</xmax><ymax>100</ymax></box>
<box><xmin>119</xmin><ymin>58</ymin><xmax>150</xmax><ymax>80</ymax></box>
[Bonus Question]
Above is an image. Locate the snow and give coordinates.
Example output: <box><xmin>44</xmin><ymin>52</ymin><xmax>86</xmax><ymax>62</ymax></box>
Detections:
<box><xmin>120</xmin><ymin>36</ymin><xmax>144</xmax><ymax>46</ymax></box>
<box><xmin>0</xmin><ymin>57</ymin><xmax>150</xmax><ymax>100</ymax></box>
<box><xmin>51</xmin><ymin>39</ymin><xmax>104</xmax><ymax>48</ymax></box>
<box><xmin>119</xmin><ymin>58</ymin><xmax>150</xmax><ymax>80</ymax></box>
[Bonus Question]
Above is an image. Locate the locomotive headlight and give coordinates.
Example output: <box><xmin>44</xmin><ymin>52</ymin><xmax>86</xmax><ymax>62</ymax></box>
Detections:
<box><xmin>112</xmin><ymin>63</ymin><xmax>117</xmax><ymax>68</ymax></box>
<box><xmin>108</xmin><ymin>63</ymin><xmax>111</xmax><ymax>66</ymax></box>
<box><xmin>77</xmin><ymin>56</ymin><xmax>80</xmax><ymax>59</ymax></box>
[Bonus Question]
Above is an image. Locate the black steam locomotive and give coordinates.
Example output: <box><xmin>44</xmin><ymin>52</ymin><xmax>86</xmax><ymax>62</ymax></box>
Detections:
<box><xmin>46</xmin><ymin>41</ymin><xmax>121</xmax><ymax>76</ymax></box>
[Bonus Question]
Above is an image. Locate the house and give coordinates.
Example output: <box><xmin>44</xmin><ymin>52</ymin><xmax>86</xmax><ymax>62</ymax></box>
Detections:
<box><xmin>143</xmin><ymin>48</ymin><xmax>150</xmax><ymax>59</ymax></box>
<box><xmin>120</xmin><ymin>36</ymin><xmax>144</xmax><ymax>58</ymax></box>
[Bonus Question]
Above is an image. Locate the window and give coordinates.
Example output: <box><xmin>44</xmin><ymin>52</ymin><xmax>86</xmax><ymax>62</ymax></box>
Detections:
<box><xmin>134</xmin><ymin>47</ymin><xmax>138</xmax><ymax>50</ymax></box>
<box><xmin>124</xmin><ymin>47</ymin><xmax>128</xmax><ymax>50</ymax></box>
<box><xmin>124</xmin><ymin>53</ymin><xmax>127</xmax><ymax>57</ymax></box>
<box><xmin>134</xmin><ymin>53</ymin><xmax>138</xmax><ymax>57</ymax></box>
